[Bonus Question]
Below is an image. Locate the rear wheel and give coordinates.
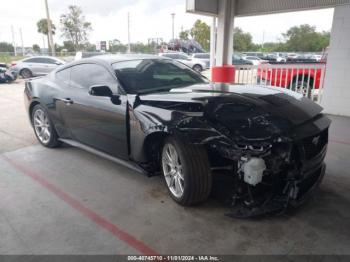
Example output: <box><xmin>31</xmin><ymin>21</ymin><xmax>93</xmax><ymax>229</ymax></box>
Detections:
<box><xmin>20</xmin><ymin>68</ymin><xmax>33</xmax><ymax>79</ymax></box>
<box><xmin>32</xmin><ymin>104</ymin><xmax>61</xmax><ymax>148</ymax></box>
<box><xmin>193</xmin><ymin>64</ymin><xmax>203</xmax><ymax>72</ymax></box>
<box><xmin>161</xmin><ymin>136</ymin><xmax>212</xmax><ymax>206</ymax></box>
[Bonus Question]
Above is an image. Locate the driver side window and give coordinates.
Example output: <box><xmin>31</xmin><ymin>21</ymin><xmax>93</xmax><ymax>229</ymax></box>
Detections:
<box><xmin>70</xmin><ymin>63</ymin><xmax>117</xmax><ymax>90</ymax></box>
<box><xmin>178</xmin><ymin>55</ymin><xmax>188</xmax><ymax>60</ymax></box>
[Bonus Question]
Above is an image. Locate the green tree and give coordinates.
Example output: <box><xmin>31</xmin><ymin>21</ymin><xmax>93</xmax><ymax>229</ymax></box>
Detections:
<box><xmin>54</xmin><ymin>43</ymin><xmax>64</xmax><ymax>53</ymax></box>
<box><xmin>109</xmin><ymin>43</ymin><xmax>127</xmax><ymax>53</ymax></box>
<box><xmin>190</xmin><ymin>20</ymin><xmax>210</xmax><ymax>51</ymax></box>
<box><xmin>259</xmin><ymin>42</ymin><xmax>287</xmax><ymax>52</ymax></box>
<box><xmin>37</xmin><ymin>18</ymin><xmax>56</xmax><ymax>53</ymax></box>
<box><xmin>316</xmin><ymin>31</ymin><xmax>330</xmax><ymax>51</ymax></box>
<box><xmin>32</xmin><ymin>44</ymin><xmax>41</xmax><ymax>53</ymax></box>
<box><xmin>0</xmin><ymin>42</ymin><xmax>14</xmax><ymax>53</ymax></box>
<box><xmin>130</xmin><ymin>42</ymin><xmax>153</xmax><ymax>54</ymax></box>
<box><xmin>283</xmin><ymin>24</ymin><xmax>330</xmax><ymax>52</ymax></box>
<box><xmin>179</xmin><ymin>30</ymin><xmax>190</xmax><ymax>40</ymax></box>
<box><xmin>233</xmin><ymin>27</ymin><xmax>255</xmax><ymax>52</ymax></box>
<box><xmin>60</xmin><ymin>5</ymin><xmax>92</xmax><ymax>51</ymax></box>
<box><xmin>62</xmin><ymin>41</ymin><xmax>75</xmax><ymax>52</ymax></box>
<box><xmin>85</xmin><ymin>43</ymin><xmax>97</xmax><ymax>52</ymax></box>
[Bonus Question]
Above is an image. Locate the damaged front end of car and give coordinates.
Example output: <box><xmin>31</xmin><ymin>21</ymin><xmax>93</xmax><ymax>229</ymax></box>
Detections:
<box><xmin>205</xmin><ymin>128</ymin><xmax>328</xmax><ymax>218</ymax></box>
<box><xmin>174</xmin><ymin>95</ymin><xmax>330</xmax><ymax>218</ymax></box>
<box><xmin>133</xmin><ymin>86</ymin><xmax>331</xmax><ymax>217</ymax></box>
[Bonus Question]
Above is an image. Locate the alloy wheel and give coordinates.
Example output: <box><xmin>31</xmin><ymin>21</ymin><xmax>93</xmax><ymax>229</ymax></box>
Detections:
<box><xmin>193</xmin><ymin>65</ymin><xmax>202</xmax><ymax>72</ymax></box>
<box><xmin>21</xmin><ymin>69</ymin><xmax>32</xmax><ymax>79</ymax></box>
<box><xmin>33</xmin><ymin>109</ymin><xmax>51</xmax><ymax>144</ymax></box>
<box><xmin>162</xmin><ymin>143</ymin><xmax>185</xmax><ymax>198</ymax></box>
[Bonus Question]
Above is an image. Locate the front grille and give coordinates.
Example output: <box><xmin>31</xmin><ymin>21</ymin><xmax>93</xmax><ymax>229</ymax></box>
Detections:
<box><xmin>301</xmin><ymin>130</ymin><xmax>328</xmax><ymax>160</ymax></box>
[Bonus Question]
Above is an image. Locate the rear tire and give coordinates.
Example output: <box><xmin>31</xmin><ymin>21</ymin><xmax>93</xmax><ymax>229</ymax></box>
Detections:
<box><xmin>20</xmin><ymin>68</ymin><xmax>33</xmax><ymax>79</ymax></box>
<box><xmin>193</xmin><ymin>64</ymin><xmax>203</xmax><ymax>72</ymax></box>
<box><xmin>32</xmin><ymin>104</ymin><xmax>62</xmax><ymax>148</ymax></box>
<box><xmin>161</xmin><ymin>136</ymin><xmax>212</xmax><ymax>206</ymax></box>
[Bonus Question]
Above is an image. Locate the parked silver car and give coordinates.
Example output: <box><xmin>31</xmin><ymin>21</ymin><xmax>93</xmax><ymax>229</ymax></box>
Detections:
<box><xmin>191</xmin><ymin>53</ymin><xmax>210</xmax><ymax>69</ymax></box>
<box><xmin>159</xmin><ymin>52</ymin><xmax>207</xmax><ymax>72</ymax></box>
<box><xmin>11</xmin><ymin>56</ymin><xmax>65</xmax><ymax>78</ymax></box>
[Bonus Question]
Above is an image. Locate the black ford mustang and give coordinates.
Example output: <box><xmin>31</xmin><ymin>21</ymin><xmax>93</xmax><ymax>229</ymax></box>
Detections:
<box><xmin>24</xmin><ymin>54</ymin><xmax>330</xmax><ymax>217</ymax></box>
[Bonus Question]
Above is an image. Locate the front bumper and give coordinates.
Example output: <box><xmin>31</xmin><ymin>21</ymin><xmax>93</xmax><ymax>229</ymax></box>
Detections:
<box><xmin>227</xmin><ymin>161</ymin><xmax>326</xmax><ymax>218</ymax></box>
<box><xmin>226</xmin><ymin>128</ymin><xmax>329</xmax><ymax>218</ymax></box>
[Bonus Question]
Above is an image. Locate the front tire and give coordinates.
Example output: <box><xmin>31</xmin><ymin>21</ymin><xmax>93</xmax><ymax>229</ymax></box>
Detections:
<box><xmin>161</xmin><ymin>136</ymin><xmax>212</xmax><ymax>206</ymax></box>
<box><xmin>32</xmin><ymin>104</ymin><xmax>61</xmax><ymax>148</ymax></box>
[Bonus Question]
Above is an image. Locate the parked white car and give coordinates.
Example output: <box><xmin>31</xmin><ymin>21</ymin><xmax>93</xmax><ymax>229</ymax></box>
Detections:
<box><xmin>11</xmin><ymin>56</ymin><xmax>65</xmax><ymax>78</ymax></box>
<box><xmin>159</xmin><ymin>52</ymin><xmax>207</xmax><ymax>72</ymax></box>
<box><xmin>243</xmin><ymin>56</ymin><xmax>268</xmax><ymax>66</ymax></box>
<box><xmin>191</xmin><ymin>53</ymin><xmax>210</xmax><ymax>69</ymax></box>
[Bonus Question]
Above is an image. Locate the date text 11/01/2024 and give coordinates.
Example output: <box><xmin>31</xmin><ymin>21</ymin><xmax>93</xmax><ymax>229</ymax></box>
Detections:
<box><xmin>127</xmin><ymin>255</ymin><xmax>220</xmax><ymax>261</ymax></box>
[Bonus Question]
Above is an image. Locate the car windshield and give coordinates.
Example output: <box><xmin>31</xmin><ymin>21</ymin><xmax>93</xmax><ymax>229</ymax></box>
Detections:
<box><xmin>112</xmin><ymin>59</ymin><xmax>208</xmax><ymax>94</ymax></box>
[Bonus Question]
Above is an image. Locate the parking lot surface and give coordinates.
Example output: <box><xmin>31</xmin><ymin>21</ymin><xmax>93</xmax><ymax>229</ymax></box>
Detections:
<box><xmin>1</xmin><ymin>80</ymin><xmax>350</xmax><ymax>254</ymax></box>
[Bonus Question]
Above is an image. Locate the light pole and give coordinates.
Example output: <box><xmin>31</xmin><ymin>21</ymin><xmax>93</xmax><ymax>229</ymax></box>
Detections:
<box><xmin>44</xmin><ymin>0</ymin><xmax>55</xmax><ymax>56</ymax></box>
<box><xmin>127</xmin><ymin>12</ymin><xmax>131</xmax><ymax>53</ymax></box>
<box><xmin>262</xmin><ymin>30</ymin><xmax>265</xmax><ymax>50</ymax></box>
<box><xmin>19</xmin><ymin>28</ymin><xmax>25</xmax><ymax>56</ymax></box>
<box><xmin>171</xmin><ymin>13</ymin><xmax>175</xmax><ymax>40</ymax></box>
<box><xmin>11</xmin><ymin>25</ymin><xmax>17</xmax><ymax>56</ymax></box>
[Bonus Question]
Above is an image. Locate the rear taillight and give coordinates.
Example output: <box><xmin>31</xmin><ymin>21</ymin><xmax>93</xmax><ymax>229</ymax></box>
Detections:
<box><xmin>11</xmin><ymin>63</ymin><xmax>16</xmax><ymax>67</ymax></box>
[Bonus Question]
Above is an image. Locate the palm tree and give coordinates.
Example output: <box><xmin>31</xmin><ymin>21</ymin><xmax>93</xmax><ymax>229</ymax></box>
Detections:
<box><xmin>37</xmin><ymin>18</ymin><xmax>56</xmax><ymax>54</ymax></box>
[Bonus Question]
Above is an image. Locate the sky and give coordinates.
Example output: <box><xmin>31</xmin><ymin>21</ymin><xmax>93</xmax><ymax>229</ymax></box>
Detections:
<box><xmin>0</xmin><ymin>0</ymin><xmax>334</xmax><ymax>48</ymax></box>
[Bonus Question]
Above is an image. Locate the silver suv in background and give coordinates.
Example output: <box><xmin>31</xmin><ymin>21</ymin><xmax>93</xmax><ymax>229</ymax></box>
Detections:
<box><xmin>11</xmin><ymin>56</ymin><xmax>65</xmax><ymax>78</ymax></box>
<box><xmin>191</xmin><ymin>53</ymin><xmax>210</xmax><ymax>69</ymax></box>
<box><xmin>159</xmin><ymin>52</ymin><xmax>207</xmax><ymax>72</ymax></box>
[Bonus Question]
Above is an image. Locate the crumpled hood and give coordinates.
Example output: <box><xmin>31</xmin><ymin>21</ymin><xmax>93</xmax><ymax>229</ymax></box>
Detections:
<box><xmin>138</xmin><ymin>83</ymin><xmax>323</xmax><ymax>140</ymax></box>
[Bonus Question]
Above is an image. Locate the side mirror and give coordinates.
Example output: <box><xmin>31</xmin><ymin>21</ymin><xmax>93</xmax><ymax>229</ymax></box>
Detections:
<box><xmin>89</xmin><ymin>85</ymin><xmax>121</xmax><ymax>105</ymax></box>
<box><xmin>89</xmin><ymin>85</ymin><xmax>113</xmax><ymax>97</ymax></box>
<box><xmin>55</xmin><ymin>61</ymin><xmax>63</xmax><ymax>65</ymax></box>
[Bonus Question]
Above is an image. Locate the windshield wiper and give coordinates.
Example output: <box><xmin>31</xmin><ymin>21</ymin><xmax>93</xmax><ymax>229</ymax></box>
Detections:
<box><xmin>137</xmin><ymin>84</ymin><xmax>195</xmax><ymax>94</ymax></box>
<box><xmin>137</xmin><ymin>88</ymin><xmax>172</xmax><ymax>95</ymax></box>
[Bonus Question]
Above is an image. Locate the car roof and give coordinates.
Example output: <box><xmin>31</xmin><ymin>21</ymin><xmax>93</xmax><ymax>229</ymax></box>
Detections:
<box><xmin>56</xmin><ymin>54</ymin><xmax>170</xmax><ymax>71</ymax></box>
<box><xmin>24</xmin><ymin>56</ymin><xmax>59</xmax><ymax>60</ymax></box>
<box><xmin>159</xmin><ymin>52</ymin><xmax>188</xmax><ymax>55</ymax></box>
<box><xmin>22</xmin><ymin>56</ymin><xmax>64</xmax><ymax>63</ymax></box>
<box><xmin>92</xmin><ymin>54</ymin><xmax>168</xmax><ymax>63</ymax></box>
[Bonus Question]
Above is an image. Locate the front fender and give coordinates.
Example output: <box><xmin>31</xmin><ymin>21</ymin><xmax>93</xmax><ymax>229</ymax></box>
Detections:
<box><xmin>129</xmin><ymin>102</ymin><xmax>229</xmax><ymax>163</ymax></box>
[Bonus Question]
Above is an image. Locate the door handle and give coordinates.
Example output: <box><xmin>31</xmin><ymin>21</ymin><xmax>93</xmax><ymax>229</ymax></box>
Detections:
<box><xmin>58</xmin><ymin>98</ymin><xmax>74</xmax><ymax>105</ymax></box>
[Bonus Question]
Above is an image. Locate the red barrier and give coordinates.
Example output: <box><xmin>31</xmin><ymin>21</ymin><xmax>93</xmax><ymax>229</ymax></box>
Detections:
<box><xmin>211</xmin><ymin>65</ymin><xmax>235</xmax><ymax>83</ymax></box>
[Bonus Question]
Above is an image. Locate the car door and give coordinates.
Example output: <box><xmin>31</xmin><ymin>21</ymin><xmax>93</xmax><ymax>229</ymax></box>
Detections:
<box><xmin>177</xmin><ymin>54</ymin><xmax>192</xmax><ymax>67</ymax></box>
<box><xmin>58</xmin><ymin>63</ymin><xmax>129</xmax><ymax>159</ymax></box>
<box><xmin>23</xmin><ymin>58</ymin><xmax>44</xmax><ymax>75</ymax></box>
<box><xmin>42</xmin><ymin>58</ymin><xmax>61</xmax><ymax>74</ymax></box>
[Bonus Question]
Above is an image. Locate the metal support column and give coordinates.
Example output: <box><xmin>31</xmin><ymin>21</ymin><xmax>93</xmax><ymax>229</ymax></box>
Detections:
<box><xmin>210</xmin><ymin>17</ymin><xmax>217</xmax><ymax>68</ymax></box>
<box><xmin>215</xmin><ymin>0</ymin><xmax>235</xmax><ymax>66</ymax></box>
